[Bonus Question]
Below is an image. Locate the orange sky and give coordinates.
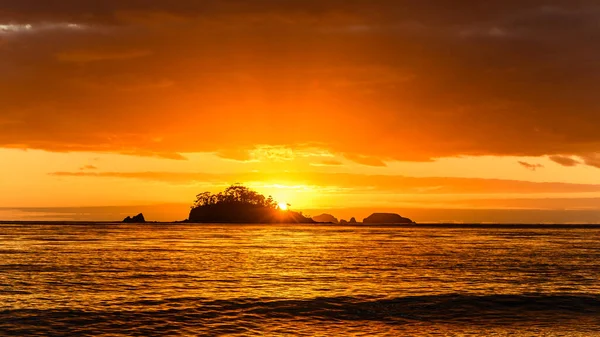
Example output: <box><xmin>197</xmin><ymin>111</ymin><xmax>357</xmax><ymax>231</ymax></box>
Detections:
<box><xmin>2</xmin><ymin>1</ymin><xmax>600</xmax><ymax>222</ymax></box>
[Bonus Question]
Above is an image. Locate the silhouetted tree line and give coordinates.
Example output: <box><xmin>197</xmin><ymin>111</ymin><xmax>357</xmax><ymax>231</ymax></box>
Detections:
<box><xmin>193</xmin><ymin>184</ymin><xmax>278</xmax><ymax>209</ymax></box>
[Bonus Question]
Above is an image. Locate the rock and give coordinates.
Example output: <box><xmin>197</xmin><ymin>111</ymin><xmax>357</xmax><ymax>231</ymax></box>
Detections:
<box><xmin>349</xmin><ymin>217</ymin><xmax>358</xmax><ymax>224</ymax></box>
<box><xmin>339</xmin><ymin>219</ymin><xmax>348</xmax><ymax>225</ymax></box>
<box><xmin>123</xmin><ymin>213</ymin><xmax>146</xmax><ymax>223</ymax></box>
<box><xmin>363</xmin><ymin>213</ymin><xmax>414</xmax><ymax>224</ymax></box>
<box><xmin>312</xmin><ymin>214</ymin><xmax>338</xmax><ymax>223</ymax></box>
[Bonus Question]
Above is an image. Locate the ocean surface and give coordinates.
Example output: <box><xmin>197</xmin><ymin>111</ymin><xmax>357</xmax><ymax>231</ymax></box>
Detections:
<box><xmin>1</xmin><ymin>223</ymin><xmax>599</xmax><ymax>336</ymax></box>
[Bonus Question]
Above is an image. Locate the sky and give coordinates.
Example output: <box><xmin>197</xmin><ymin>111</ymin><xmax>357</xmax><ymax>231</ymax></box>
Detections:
<box><xmin>2</xmin><ymin>1</ymin><xmax>600</xmax><ymax>222</ymax></box>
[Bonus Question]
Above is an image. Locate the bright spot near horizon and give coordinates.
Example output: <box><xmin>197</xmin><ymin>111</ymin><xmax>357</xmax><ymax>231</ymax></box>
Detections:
<box><xmin>278</xmin><ymin>202</ymin><xmax>288</xmax><ymax>211</ymax></box>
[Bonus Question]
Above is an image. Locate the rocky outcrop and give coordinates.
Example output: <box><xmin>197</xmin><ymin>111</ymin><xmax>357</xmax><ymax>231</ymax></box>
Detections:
<box><xmin>123</xmin><ymin>213</ymin><xmax>146</xmax><ymax>223</ymax></box>
<box><xmin>313</xmin><ymin>214</ymin><xmax>338</xmax><ymax>223</ymax></box>
<box><xmin>349</xmin><ymin>217</ymin><xmax>358</xmax><ymax>224</ymax></box>
<box><xmin>339</xmin><ymin>219</ymin><xmax>348</xmax><ymax>224</ymax></box>
<box><xmin>363</xmin><ymin>213</ymin><xmax>414</xmax><ymax>224</ymax></box>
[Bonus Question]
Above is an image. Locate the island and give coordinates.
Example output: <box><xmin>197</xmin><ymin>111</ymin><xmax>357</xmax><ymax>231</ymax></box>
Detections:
<box><xmin>312</xmin><ymin>213</ymin><xmax>338</xmax><ymax>223</ymax></box>
<box><xmin>123</xmin><ymin>213</ymin><xmax>146</xmax><ymax>223</ymax></box>
<box><xmin>363</xmin><ymin>213</ymin><xmax>414</xmax><ymax>224</ymax></box>
<box><xmin>187</xmin><ymin>184</ymin><xmax>315</xmax><ymax>223</ymax></box>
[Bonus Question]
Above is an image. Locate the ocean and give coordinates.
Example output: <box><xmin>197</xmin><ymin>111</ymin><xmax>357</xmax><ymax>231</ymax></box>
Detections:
<box><xmin>1</xmin><ymin>223</ymin><xmax>599</xmax><ymax>336</ymax></box>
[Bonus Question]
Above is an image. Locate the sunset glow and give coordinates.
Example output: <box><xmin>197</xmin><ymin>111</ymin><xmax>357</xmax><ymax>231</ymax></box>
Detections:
<box><xmin>1</xmin><ymin>1</ymin><xmax>600</xmax><ymax>223</ymax></box>
<box><xmin>3</xmin><ymin>3</ymin><xmax>600</xmax><ymax>337</ymax></box>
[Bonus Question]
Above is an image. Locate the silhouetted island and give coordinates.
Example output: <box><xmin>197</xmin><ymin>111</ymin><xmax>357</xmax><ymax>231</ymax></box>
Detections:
<box><xmin>313</xmin><ymin>213</ymin><xmax>338</xmax><ymax>223</ymax></box>
<box><xmin>338</xmin><ymin>217</ymin><xmax>357</xmax><ymax>224</ymax></box>
<box><xmin>123</xmin><ymin>213</ymin><xmax>146</xmax><ymax>223</ymax></box>
<box><xmin>363</xmin><ymin>213</ymin><xmax>414</xmax><ymax>224</ymax></box>
<box><xmin>187</xmin><ymin>184</ymin><xmax>314</xmax><ymax>223</ymax></box>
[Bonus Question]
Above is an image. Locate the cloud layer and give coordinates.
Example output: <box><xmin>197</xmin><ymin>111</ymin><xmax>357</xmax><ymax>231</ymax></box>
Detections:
<box><xmin>2</xmin><ymin>1</ymin><xmax>600</xmax><ymax>162</ymax></box>
<box><xmin>49</xmin><ymin>170</ymin><xmax>600</xmax><ymax>195</ymax></box>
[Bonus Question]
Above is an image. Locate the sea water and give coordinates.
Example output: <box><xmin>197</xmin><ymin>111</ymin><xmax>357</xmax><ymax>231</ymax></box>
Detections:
<box><xmin>1</xmin><ymin>223</ymin><xmax>599</xmax><ymax>336</ymax></box>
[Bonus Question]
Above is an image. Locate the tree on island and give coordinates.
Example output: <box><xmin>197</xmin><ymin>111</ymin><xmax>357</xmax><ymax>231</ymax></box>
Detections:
<box><xmin>188</xmin><ymin>184</ymin><xmax>315</xmax><ymax>223</ymax></box>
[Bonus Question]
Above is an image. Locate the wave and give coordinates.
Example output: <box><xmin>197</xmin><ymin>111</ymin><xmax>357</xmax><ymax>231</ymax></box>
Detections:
<box><xmin>2</xmin><ymin>294</ymin><xmax>598</xmax><ymax>332</ymax></box>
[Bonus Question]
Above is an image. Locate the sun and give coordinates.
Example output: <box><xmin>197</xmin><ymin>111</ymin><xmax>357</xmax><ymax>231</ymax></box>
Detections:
<box><xmin>278</xmin><ymin>202</ymin><xmax>288</xmax><ymax>211</ymax></box>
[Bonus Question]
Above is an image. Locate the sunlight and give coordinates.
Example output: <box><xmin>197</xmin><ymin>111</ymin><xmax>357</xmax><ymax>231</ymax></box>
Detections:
<box><xmin>278</xmin><ymin>202</ymin><xmax>289</xmax><ymax>211</ymax></box>
<box><xmin>245</xmin><ymin>182</ymin><xmax>317</xmax><ymax>209</ymax></box>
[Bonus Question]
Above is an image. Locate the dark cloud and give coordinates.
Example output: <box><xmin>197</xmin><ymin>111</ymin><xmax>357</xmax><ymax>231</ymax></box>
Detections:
<box><xmin>2</xmin><ymin>1</ymin><xmax>600</xmax><ymax>160</ymax></box>
<box><xmin>518</xmin><ymin>161</ymin><xmax>544</xmax><ymax>171</ymax></box>
<box><xmin>549</xmin><ymin>155</ymin><xmax>581</xmax><ymax>167</ymax></box>
<box><xmin>2</xmin><ymin>1</ymin><xmax>597</xmax><ymax>24</ymax></box>
<box><xmin>55</xmin><ymin>49</ymin><xmax>152</xmax><ymax>63</ymax></box>
<box><xmin>581</xmin><ymin>154</ymin><xmax>600</xmax><ymax>169</ymax></box>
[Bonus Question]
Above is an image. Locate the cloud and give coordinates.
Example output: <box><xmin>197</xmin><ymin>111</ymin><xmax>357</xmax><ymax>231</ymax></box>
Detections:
<box><xmin>0</xmin><ymin>22</ymin><xmax>85</xmax><ymax>35</ymax></box>
<box><xmin>2</xmin><ymin>1</ymin><xmax>600</xmax><ymax>161</ymax></box>
<box><xmin>48</xmin><ymin>170</ymin><xmax>600</xmax><ymax>194</ymax></box>
<box><xmin>6</xmin><ymin>203</ymin><xmax>600</xmax><ymax>223</ymax></box>
<box><xmin>443</xmin><ymin>197</ymin><xmax>600</xmax><ymax>211</ymax></box>
<box><xmin>518</xmin><ymin>161</ymin><xmax>544</xmax><ymax>171</ymax></box>
<box><xmin>549</xmin><ymin>155</ymin><xmax>581</xmax><ymax>167</ymax></box>
<box><xmin>216</xmin><ymin>145</ymin><xmax>335</xmax><ymax>163</ymax></box>
<box><xmin>49</xmin><ymin>171</ymin><xmax>214</xmax><ymax>184</ymax></box>
<box><xmin>216</xmin><ymin>149</ymin><xmax>253</xmax><ymax>162</ymax></box>
<box><xmin>79</xmin><ymin>165</ymin><xmax>97</xmax><ymax>170</ymax></box>
<box><xmin>0</xmin><ymin>204</ymin><xmax>189</xmax><ymax>222</ymax></box>
<box><xmin>581</xmin><ymin>154</ymin><xmax>600</xmax><ymax>169</ymax></box>
<box><xmin>118</xmin><ymin>151</ymin><xmax>187</xmax><ymax>160</ymax></box>
<box><xmin>56</xmin><ymin>49</ymin><xmax>152</xmax><ymax>62</ymax></box>
<box><xmin>344</xmin><ymin>154</ymin><xmax>387</xmax><ymax>167</ymax></box>
<box><xmin>312</xmin><ymin>159</ymin><xmax>343</xmax><ymax>166</ymax></box>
